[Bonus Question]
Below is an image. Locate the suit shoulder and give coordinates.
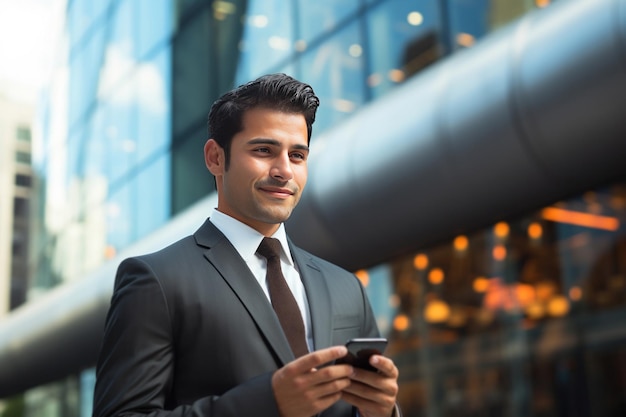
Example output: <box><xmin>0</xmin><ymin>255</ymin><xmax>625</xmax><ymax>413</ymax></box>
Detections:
<box><xmin>117</xmin><ymin>235</ymin><xmax>198</xmax><ymax>278</ymax></box>
<box><xmin>295</xmin><ymin>246</ymin><xmax>355</xmax><ymax>277</ymax></box>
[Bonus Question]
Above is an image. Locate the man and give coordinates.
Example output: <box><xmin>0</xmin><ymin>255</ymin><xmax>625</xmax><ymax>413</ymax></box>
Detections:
<box><xmin>93</xmin><ymin>74</ymin><xmax>400</xmax><ymax>417</ymax></box>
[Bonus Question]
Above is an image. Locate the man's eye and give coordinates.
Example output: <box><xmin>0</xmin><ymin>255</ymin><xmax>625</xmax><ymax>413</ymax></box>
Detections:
<box><xmin>255</xmin><ymin>147</ymin><xmax>271</xmax><ymax>153</ymax></box>
<box><xmin>291</xmin><ymin>153</ymin><xmax>306</xmax><ymax>160</ymax></box>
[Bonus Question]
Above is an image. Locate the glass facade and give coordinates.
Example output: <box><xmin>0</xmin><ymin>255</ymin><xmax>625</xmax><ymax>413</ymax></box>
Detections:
<box><xmin>359</xmin><ymin>182</ymin><xmax>626</xmax><ymax>416</ymax></box>
<box><xmin>8</xmin><ymin>0</ymin><xmax>624</xmax><ymax>416</ymax></box>
<box><xmin>34</xmin><ymin>0</ymin><xmax>174</xmax><ymax>293</ymax></box>
<box><xmin>32</xmin><ymin>0</ymin><xmax>540</xmax><ymax>295</ymax></box>
<box><xmin>31</xmin><ymin>0</ymin><xmax>516</xmax><ymax>296</ymax></box>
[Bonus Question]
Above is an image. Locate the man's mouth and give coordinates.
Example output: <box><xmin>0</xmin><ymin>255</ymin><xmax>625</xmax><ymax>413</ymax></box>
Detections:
<box><xmin>259</xmin><ymin>186</ymin><xmax>295</xmax><ymax>198</ymax></box>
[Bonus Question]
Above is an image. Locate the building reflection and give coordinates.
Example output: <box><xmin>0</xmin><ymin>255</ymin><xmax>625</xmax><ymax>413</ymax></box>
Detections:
<box><xmin>358</xmin><ymin>184</ymin><xmax>626</xmax><ymax>416</ymax></box>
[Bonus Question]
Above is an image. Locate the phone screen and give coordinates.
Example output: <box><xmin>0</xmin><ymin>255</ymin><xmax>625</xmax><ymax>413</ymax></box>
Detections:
<box><xmin>335</xmin><ymin>338</ymin><xmax>388</xmax><ymax>371</ymax></box>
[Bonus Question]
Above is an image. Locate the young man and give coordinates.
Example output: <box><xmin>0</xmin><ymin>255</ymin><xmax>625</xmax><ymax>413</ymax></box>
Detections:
<box><xmin>93</xmin><ymin>74</ymin><xmax>400</xmax><ymax>417</ymax></box>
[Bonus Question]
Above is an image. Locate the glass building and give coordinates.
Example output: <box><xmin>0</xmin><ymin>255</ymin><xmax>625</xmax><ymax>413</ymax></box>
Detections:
<box><xmin>1</xmin><ymin>0</ymin><xmax>625</xmax><ymax>416</ymax></box>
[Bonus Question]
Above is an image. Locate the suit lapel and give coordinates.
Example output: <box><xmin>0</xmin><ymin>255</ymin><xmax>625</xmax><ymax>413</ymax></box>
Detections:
<box><xmin>290</xmin><ymin>244</ymin><xmax>333</xmax><ymax>350</ymax></box>
<box><xmin>194</xmin><ymin>219</ymin><xmax>294</xmax><ymax>365</ymax></box>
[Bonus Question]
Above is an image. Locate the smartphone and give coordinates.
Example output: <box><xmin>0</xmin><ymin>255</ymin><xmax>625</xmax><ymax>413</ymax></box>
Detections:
<box><xmin>335</xmin><ymin>338</ymin><xmax>388</xmax><ymax>372</ymax></box>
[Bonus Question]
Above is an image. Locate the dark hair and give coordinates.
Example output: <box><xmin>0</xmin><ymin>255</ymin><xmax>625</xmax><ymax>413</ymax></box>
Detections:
<box><xmin>207</xmin><ymin>73</ymin><xmax>320</xmax><ymax>168</ymax></box>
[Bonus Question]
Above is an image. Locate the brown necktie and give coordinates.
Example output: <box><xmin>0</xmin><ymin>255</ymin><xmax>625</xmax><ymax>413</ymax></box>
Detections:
<box><xmin>257</xmin><ymin>237</ymin><xmax>309</xmax><ymax>358</ymax></box>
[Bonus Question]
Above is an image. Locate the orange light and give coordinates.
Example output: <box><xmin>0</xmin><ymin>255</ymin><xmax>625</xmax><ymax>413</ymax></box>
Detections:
<box><xmin>494</xmin><ymin>222</ymin><xmax>510</xmax><ymax>238</ymax></box>
<box><xmin>413</xmin><ymin>254</ymin><xmax>428</xmax><ymax>270</ymax></box>
<box><xmin>528</xmin><ymin>222</ymin><xmax>543</xmax><ymax>239</ymax></box>
<box><xmin>456</xmin><ymin>33</ymin><xmax>475</xmax><ymax>47</ymax></box>
<box><xmin>492</xmin><ymin>245</ymin><xmax>507</xmax><ymax>261</ymax></box>
<box><xmin>515</xmin><ymin>283</ymin><xmax>536</xmax><ymax>308</ymax></box>
<box><xmin>424</xmin><ymin>300</ymin><xmax>451</xmax><ymax>323</ymax></box>
<box><xmin>569</xmin><ymin>286</ymin><xmax>583</xmax><ymax>301</ymax></box>
<box><xmin>453</xmin><ymin>235</ymin><xmax>469</xmax><ymax>251</ymax></box>
<box><xmin>473</xmin><ymin>277</ymin><xmax>489</xmax><ymax>292</ymax></box>
<box><xmin>541</xmin><ymin>207</ymin><xmax>620</xmax><ymax>231</ymax></box>
<box><xmin>388</xmin><ymin>69</ymin><xmax>406</xmax><ymax>83</ymax></box>
<box><xmin>104</xmin><ymin>245</ymin><xmax>116</xmax><ymax>259</ymax></box>
<box><xmin>393</xmin><ymin>314</ymin><xmax>410</xmax><ymax>331</ymax></box>
<box><xmin>525</xmin><ymin>301</ymin><xmax>545</xmax><ymax>319</ymax></box>
<box><xmin>354</xmin><ymin>270</ymin><xmax>370</xmax><ymax>287</ymax></box>
<box><xmin>428</xmin><ymin>268</ymin><xmax>445</xmax><ymax>285</ymax></box>
<box><xmin>547</xmin><ymin>295</ymin><xmax>570</xmax><ymax>317</ymax></box>
<box><xmin>536</xmin><ymin>0</ymin><xmax>551</xmax><ymax>8</ymax></box>
<box><xmin>483</xmin><ymin>278</ymin><xmax>505</xmax><ymax>310</ymax></box>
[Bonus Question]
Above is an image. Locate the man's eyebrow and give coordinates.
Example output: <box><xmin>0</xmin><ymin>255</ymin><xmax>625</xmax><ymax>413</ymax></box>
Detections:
<box><xmin>247</xmin><ymin>138</ymin><xmax>279</xmax><ymax>146</ymax></box>
<box><xmin>247</xmin><ymin>138</ymin><xmax>309</xmax><ymax>152</ymax></box>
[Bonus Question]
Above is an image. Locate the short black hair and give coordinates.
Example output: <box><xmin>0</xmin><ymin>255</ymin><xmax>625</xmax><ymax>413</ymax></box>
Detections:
<box><xmin>207</xmin><ymin>73</ymin><xmax>320</xmax><ymax>168</ymax></box>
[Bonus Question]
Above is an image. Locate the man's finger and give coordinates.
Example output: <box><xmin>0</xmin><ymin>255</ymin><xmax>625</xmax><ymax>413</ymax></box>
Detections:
<box><xmin>368</xmin><ymin>355</ymin><xmax>398</xmax><ymax>378</ymax></box>
<box><xmin>286</xmin><ymin>346</ymin><xmax>348</xmax><ymax>374</ymax></box>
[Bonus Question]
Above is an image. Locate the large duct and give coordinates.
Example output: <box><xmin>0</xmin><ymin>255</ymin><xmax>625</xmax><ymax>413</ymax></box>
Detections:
<box><xmin>1</xmin><ymin>0</ymin><xmax>625</xmax><ymax>399</ymax></box>
<box><xmin>287</xmin><ymin>0</ymin><xmax>626</xmax><ymax>270</ymax></box>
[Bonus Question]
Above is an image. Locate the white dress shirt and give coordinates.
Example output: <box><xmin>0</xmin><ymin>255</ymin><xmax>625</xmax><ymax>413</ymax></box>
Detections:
<box><xmin>209</xmin><ymin>209</ymin><xmax>314</xmax><ymax>352</ymax></box>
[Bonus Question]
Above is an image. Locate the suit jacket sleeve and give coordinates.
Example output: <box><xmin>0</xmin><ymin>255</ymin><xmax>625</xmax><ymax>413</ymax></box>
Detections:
<box><xmin>93</xmin><ymin>257</ymin><xmax>281</xmax><ymax>417</ymax></box>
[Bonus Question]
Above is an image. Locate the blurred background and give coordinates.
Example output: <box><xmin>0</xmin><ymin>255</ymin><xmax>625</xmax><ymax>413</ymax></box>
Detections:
<box><xmin>1</xmin><ymin>0</ymin><xmax>625</xmax><ymax>416</ymax></box>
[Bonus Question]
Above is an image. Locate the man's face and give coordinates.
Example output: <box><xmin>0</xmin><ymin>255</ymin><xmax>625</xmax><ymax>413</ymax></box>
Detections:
<box><xmin>211</xmin><ymin>107</ymin><xmax>309</xmax><ymax>236</ymax></box>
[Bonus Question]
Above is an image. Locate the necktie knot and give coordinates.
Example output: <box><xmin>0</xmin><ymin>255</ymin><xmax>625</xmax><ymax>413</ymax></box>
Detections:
<box><xmin>257</xmin><ymin>237</ymin><xmax>282</xmax><ymax>261</ymax></box>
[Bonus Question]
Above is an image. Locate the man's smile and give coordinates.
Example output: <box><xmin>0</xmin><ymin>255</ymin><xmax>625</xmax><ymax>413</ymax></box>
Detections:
<box><xmin>258</xmin><ymin>185</ymin><xmax>296</xmax><ymax>199</ymax></box>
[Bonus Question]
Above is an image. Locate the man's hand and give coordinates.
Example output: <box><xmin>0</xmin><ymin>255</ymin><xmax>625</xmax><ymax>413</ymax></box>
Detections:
<box><xmin>341</xmin><ymin>354</ymin><xmax>399</xmax><ymax>417</ymax></box>
<box><xmin>272</xmin><ymin>346</ymin><xmax>354</xmax><ymax>417</ymax></box>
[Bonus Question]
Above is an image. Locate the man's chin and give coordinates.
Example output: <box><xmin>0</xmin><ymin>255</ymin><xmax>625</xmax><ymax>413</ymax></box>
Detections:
<box><xmin>258</xmin><ymin>208</ymin><xmax>294</xmax><ymax>224</ymax></box>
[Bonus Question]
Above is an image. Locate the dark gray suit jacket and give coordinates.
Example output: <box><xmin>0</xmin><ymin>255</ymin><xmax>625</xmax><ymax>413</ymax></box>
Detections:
<box><xmin>93</xmin><ymin>218</ymin><xmax>380</xmax><ymax>417</ymax></box>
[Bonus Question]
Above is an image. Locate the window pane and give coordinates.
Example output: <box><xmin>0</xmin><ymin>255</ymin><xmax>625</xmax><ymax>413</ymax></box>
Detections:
<box><xmin>15</xmin><ymin>174</ymin><xmax>32</xmax><ymax>187</ymax></box>
<box><xmin>13</xmin><ymin>197</ymin><xmax>29</xmax><ymax>218</ymax></box>
<box><xmin>136</xmin><ymin>47</ymin><xmax>171</xmax><ymax>163</ymax></box>
<box><xmin>135</xmin><ymin>154</ymin><xmax>170</xmax><ymax>239</ymax></box>
<box><xmin>16</xmin><ymin>151</ymin><xmax>32</xmax><ymax>164</ymax></box>
<box><xmin>16</xmin><ymin>126</ymin><xmax>31</xmax><ymax>142</ymax></box>
<box><xmin>366</xmin><ymin>0</ymin><xmax>442</xmax><ymax>98</ymax></box>
<box><xmin>301</xmin><ymin>21</ymin><xmax>366</xmax><ymax>133</ymax></box>
<box><xmin>70</xmin><ymin>24</ymin><xmax>107</xmax><ymax>127</ymax></box>
<box><xmin>296</xmin><ymin>0</ymin><xmax>360</xmax><ymax>44</ymax></box>
<box><xmin>137</xmin><ymin>0</ymin><xmax>173</xmax><ymax>58</ymax></box>
<box><xmin>236</xmin><ymin>0</ymin><xmax>295</xmax><ymax>84</ymax></box>
<box><xmin>106</xmin><ymin>182</ymin><xmax>133</xmax><ymax>251</ymax></box>
<box><xmin>447</xmin><ymin>0</ymin><xmax>490</xmax><ymax>51</ymax></box>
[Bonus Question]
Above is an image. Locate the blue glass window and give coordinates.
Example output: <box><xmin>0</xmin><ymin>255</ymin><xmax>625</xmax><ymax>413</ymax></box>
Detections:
<box><xmin>236</xmin><ymin>0</ymin><xmax>295</xmax><ymax>84</ymax></box>
<box><xmin>69</xmin><ymin>25</ymin><xmax>107</xmax><ymax>128</ymax></box>
<box><xmin>300</xmin><ymin>21</ymin><xmax>366</xmax><ymax>133</ymax></box>
<box><xmin>366</xmin><ymin>0</ymin><xmax>441</xmax><ymax>98</ymax></box>
<box><xmin>137</xmin><ymin>0</ymin><xmax>173</xmax><ymax>59</ymax></box>
<box><xmin>106</xmin><ymin>182</ymin><xmax>133</xmax><ymax>251</ymax></box>
<box><xmin>135</xmin><ymin>154</ymin><xmax>171</xmax><ymax>239</ymax></box>
<box><xmin>296</xmin><ymin>0</ymin><xmax>360</xmax><ymax>44</ymax></box>
<box><xmin>136</xmin><ymin>47</ymin><xmax>172</xmax><ymax>163</ymax></box>
<box><xmin>447</xmin><ymin>0</ymin><xmax>491</xmax><ymax>51</ymax></box>
<box><xmin>67</xmin><ymin>0</ymin><xmax>111</xmax><ymax>50</ymax></box>
<box><xmin>103</xmin><ymin>83</ymin><xmax>136</xmax><ymax>184</ymax></box>
<box><xmin>84</xmin><ymin>107</ymin><xmax>108</xmax><ymax>179</ymax></box>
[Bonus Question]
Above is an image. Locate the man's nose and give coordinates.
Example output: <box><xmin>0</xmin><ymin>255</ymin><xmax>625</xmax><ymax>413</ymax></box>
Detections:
<box><xmin>270</xmin><ymin>153</ymin><xmax>294</xmax><ymax>181</ymax></box>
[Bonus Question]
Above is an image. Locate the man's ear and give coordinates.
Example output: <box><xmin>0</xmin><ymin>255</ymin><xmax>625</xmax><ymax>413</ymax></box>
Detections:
<box><xmin>204</xmin><ymin>139</ymin><xmax>225</xmax><ymax>176</ymax></box>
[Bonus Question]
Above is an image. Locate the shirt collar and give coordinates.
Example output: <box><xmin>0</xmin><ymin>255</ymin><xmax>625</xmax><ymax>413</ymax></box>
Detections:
<box><xmin>209</xmin><ymin>208</ymin><xmax>294</xmax><ymax>265</ymax></box>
